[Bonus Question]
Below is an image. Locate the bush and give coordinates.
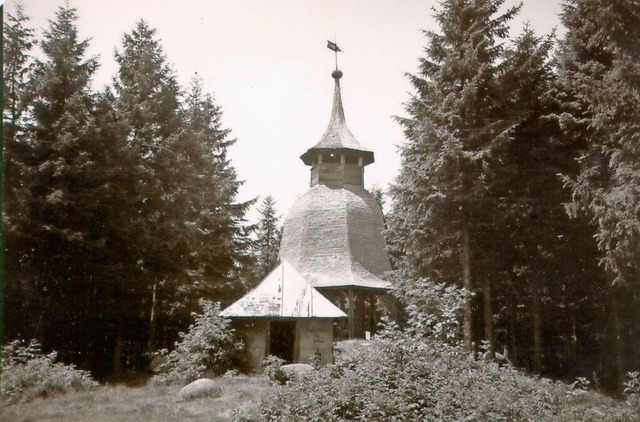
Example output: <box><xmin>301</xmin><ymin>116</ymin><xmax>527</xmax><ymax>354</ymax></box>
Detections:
<box><xmin>624</xmin><ymin>371</ymin><xmax>640</xmax><ymax>415</ymax></box>
<box><xmin>152</xmin><ymin>300</ymin><xmax>244</xmax><ymax>385</ymax></box>
<box><xmin>390</xmin><ymin>273</ymin><xmax>471</xmax><ymax>345</ymax></box>
<box><xmin>262</xmin><ymin>355</ymin><xmax>289</xmax><ymax>385</ymax></box>
<box><xmin>261</xmin><ymin>326</ymin><xmax>638</xmax><ymax>421</ymax></box>
<box><xmin>1</xmin><ymin>339</ymin><xmax>98</xmax><ymax>405</ymax></box>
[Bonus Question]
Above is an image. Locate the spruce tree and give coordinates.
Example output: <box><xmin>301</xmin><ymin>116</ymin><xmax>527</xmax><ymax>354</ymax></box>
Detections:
<box><xmin>3</xmin><ymin>3</ymin><xmax>111</xmax><ymax>366</ymax></box>
<box><xmin>253</xmin><ymin>195</ymin><xmax>281</xmax><ymax>282</ymax></box>
<box><xmin>483</xmin><ymin>25</ymin><xmax>604</xmax><ymax>376</ymax></box>
<box><xmin>110</xmin><ymin>20</ymin><xmax>184</xmax><ymax>370</ymax></box>
<box><xmin>180</xmin><ymin>77</ymin><xmax>253</xmax><ymax>302</ymax></box>
<box><xmin>111</xmin><ymin>21</ymin><xmax>255</xmax><ymax>359</ymax></box>
<box><xmin>3</xmin><ymin>3</ymin><xmax>36</xmax><ymax>342</ymax></box>
<box><xmin>387</xmin><ymin>0</ymin><xmax>520</xmax><ymax>351</ymax></box>
<box><xmin>557</xmin><ymin>0</ymin><xmax>640</xmax><ymax>391</ymax></box>
<box><xmin>3</xmin><ymin>3</ymin><xmax>35</xmax><ymax>144</ymax></box>
<box><xmin>146</xmin><ymin>77</ymin><xmax>254</xmax><ymax>351</ymax></box>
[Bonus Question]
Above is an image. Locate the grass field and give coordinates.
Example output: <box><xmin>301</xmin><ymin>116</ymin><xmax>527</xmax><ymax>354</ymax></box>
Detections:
<box><xmin>2</xmin><ymin>375</ymin><xmax>273</xmax><ymax>422</ymax></box>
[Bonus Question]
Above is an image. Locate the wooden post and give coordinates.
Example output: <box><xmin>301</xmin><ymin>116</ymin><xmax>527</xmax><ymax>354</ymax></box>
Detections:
<box><xmin>369</xmin><ymin>293</ymin><xmax>377</xmax><ymax>335</ymax></box>
<box><xmin>348</xmin><ymin>289</ymin><xmax>355</xmax><ymax>339</ymax></box>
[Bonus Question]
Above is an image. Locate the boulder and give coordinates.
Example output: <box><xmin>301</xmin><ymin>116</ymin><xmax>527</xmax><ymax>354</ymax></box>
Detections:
<box><xmin>281</xmin><ymin>363</ymin><xmax>314</xmax><ymax>381</ymax></box>
<box><xmin>149</xmin><ymin>354</ymin><xmax>167</xmax><ymax>372</ymax></box>
<box><xmin>178</xmin><ymin>378</ymin><xmax>222</xmax><ymax>400</ymax></box>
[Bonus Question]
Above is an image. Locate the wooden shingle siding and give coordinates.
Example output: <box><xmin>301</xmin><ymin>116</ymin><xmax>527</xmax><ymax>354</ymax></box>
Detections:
<box><xmin>279</xmin><ymin>184</ymin><xmax>391</xmax><ymax>290</ymax></box>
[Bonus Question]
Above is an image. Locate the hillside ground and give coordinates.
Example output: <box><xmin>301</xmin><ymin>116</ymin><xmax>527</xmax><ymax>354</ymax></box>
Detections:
<box><xmin>2</xmin><ymin>375</ymin><xmax>272</xmax><ymax>422</ymax></box>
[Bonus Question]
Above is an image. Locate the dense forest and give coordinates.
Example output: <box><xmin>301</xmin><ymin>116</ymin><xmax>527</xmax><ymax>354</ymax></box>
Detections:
<box><xmin>387</xmin><ymin>0</ymin><xmax>640</xmax><ymax>393</ymax></box>
<box><xmin>3</xmin><ymin>0</ymin><xmax>639</xmax><ymax>395</ymax></box>
<box><xmin>2</xmin><ymin>3</ymin><xmax>281</xmax><ymax>379</ymax></box>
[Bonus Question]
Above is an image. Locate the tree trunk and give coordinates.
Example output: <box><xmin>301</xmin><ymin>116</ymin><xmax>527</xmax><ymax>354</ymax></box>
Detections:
<box><xmin>532</xmin><ymin>278</ymin><xmax>542</xmax><ymax>373</ymax></box>
<box><xmin>483</xmin><ymin>276</ymin><xmax>495</xmax><ymax>359</ymax></box>
<box><xmin>507</xmin><ymin>276</ymin><xmax>518</xmax><ymax>366</ymax></box>
<box><xmin>610</xmin><ymin>286</ymin><xmax>625</xmax><ymax>393</ymax></box>
<box><xmin>113</xmin><ymin>321</ymin><xmax>124</xmax><ymax>378</ymax></box>
<box><xmin>461</xmin><ymin>219</ymin><xmax>473</xmax><ymax>352</ymax></box>
<box><xmin>565</xmin><ymin>300</ymin><xmax>578</xmax><ymax>379</ymax></box>
<box><xmin>147</xmin><ymin>280</ymin><xmax>158</xmax><ymax>353</ymax></box>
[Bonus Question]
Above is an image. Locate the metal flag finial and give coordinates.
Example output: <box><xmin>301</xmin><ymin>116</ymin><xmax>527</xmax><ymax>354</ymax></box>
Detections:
<box><xmin>326</xmin><ymin>39</ymin><xmax>342</xmax><ymax>70</ymax></box>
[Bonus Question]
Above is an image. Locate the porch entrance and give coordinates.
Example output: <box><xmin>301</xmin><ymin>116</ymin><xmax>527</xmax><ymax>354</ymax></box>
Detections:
<box><xmin>269</xmin><ymin>320</ymin><xmax>296</xmax><ymax>362</ymax></box>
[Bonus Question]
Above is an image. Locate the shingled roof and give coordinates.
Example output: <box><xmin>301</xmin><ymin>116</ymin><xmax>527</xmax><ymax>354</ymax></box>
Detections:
<box><xmin>279</xmin><ymin>184</ymin><xmax>392</xmax><ymax>291</ymax></box>
<box><xmin>300</xmin><ymin>70</ymin><xmax>374</xmax><ymax>166</ymax></box>
<box><xmin>220</xmin><ymin>261</ymin><xmax>347</xmax><ymax>319</ymax></box>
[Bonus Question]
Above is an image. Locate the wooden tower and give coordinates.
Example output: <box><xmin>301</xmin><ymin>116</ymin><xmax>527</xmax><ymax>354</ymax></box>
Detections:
<box><xmin>221</xmin><ymin>68</ymin><xmax>392</xmax><ymax>369</ymax></box>
<box><xmin>279</xmin><ymin>68</ymin><xmax>392</xmax><ymax>339</ymax></box>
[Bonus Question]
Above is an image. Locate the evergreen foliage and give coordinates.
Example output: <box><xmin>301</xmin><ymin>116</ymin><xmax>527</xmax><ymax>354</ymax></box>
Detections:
<box><xmin>3</xmin><ymin>3</ymin><xmax>115</xmax><ymax>370</ymax></box>
<box><xmin>152</xmin><ymin>300</ymin><xmax>244</xmax><ymax>385</ymax></box>
<box><xmin>3</xmin><ymin>6</ymin><xmax>253</xmax><ymax>379</ymax></box>
<box><xmin>3</xmin><ymin>3</ymin><xmax>35</xmax><ymax>143</ymax></box>
<box><xmin>252</xmin><ymin>195</ymin><xmax>281</xmax><ymax>282</ymax></box>
<box><xmin>557</xmin><ymin>0</ymin><xmax>640</xmax><ymax>391</ymax></box>
<box><xmin>387</xmin><ymin>0</ymin><xmax>640</xmax><ymax>392</ymax></box>
<box><xmin>388</xmin><ymin>0</ymin><xmax>521</xmax><ymax>350</ymax></box>
<box><xmin>3</xmin><ymin>3</ymin><xmax>37</xmax><ymax>346</ymax></box>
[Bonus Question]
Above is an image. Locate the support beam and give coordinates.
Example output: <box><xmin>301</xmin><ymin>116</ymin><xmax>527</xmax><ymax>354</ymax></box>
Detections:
<box><xmin>348</xmin><ymin>289</ymin><xmax>355</xmax><ymax>339</ymax></box>
<box><xmin>369</xmin><ymin>293</ymin><xmax>377</xmax><ymax>335</ymax></box>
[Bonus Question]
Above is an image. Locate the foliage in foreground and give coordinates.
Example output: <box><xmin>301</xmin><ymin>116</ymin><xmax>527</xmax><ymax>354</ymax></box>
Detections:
<box><xmin>151</xmin><ymin>300</ymin><xmax>244</xmax><ymax>385</ymax></box>
<box><xmin>1</xmin><ymin>340</ymin><xmax>99</xmax><ymax>405</ymax></box>
<box><xmin>262</xmin><ymin>329</ymin><xmax>640</xmax><ymax>421</ymax></box>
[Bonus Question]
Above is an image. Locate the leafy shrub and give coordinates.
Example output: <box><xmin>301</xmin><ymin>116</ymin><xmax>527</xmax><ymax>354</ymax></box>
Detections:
<box><xmin>390</xmin><ymin>273</ymin><xmax>471</xmax><ymax>345</ymax></box>
<box><xmin>261</xmin><ymin>326</ymin><xmax>638</xmax><ymax>421</ymax></box>
<box><xmin>152</xmin><ymin>300</ymin><xmax>244</xmax><ymax>385</ymax></box>
<box><xmin>1</xmin><ymin>339</ymin><xmax>98</xmax><ymax>405</ymax></box>
<box><xmin>624</xmin><ymin>371</ymin><xmax>640</xmax><ymax>396</ymax></box>
<box><xmin>262</xmin><ymin>355</ymin><xmax>289</xmax><ymax>385</ymax></box>
<box><xmin>624</xmin><ymin>371</ymin><xmax>640</xmax><ymax>415</ymax></box>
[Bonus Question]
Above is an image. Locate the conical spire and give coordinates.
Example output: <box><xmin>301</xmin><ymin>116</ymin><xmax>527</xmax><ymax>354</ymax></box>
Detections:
<box><xmin>300</xmin><ymin>69</ymin><xmax>374</xmax><ymax>166</ymax></box>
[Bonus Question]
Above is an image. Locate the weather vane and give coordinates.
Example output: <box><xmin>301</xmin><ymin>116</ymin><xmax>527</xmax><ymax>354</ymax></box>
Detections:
<box><xmin>326</xmin><ymin>39</ymin><xmax>342</xmax><ymax>70</ymax></box>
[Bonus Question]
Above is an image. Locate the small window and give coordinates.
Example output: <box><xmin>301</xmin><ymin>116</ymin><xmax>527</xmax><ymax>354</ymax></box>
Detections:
<box><xmin>323</xmin><ymin>153</ymin><xmax>340</xmax><ymax>164</ymax></box>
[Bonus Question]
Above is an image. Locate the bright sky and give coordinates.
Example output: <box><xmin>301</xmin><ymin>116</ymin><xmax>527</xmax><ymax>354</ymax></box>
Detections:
<box><xmin>8</xmin><ymin>0</ymin><xmax>564</xmax><ymax>222</ymax></box>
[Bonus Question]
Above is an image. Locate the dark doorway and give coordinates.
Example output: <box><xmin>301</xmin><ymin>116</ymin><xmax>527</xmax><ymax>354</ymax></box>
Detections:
<box><xmin>270</xmin><ymin>320</ymin><xmax>296</xmax><ymax>362</ymax></box>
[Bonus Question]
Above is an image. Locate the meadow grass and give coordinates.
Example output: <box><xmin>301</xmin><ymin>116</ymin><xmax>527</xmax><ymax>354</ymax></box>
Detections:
<box><xmin>2</xmin><ymin>375</ymin><xmax>272</xmax><ymax>422</ymax></box>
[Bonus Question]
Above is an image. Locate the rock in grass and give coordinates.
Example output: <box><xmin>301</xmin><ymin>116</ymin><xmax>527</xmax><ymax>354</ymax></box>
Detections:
<box><xmin>281</xmin><ymin>363</ymin><xmax>314</xmax><ymax>381</ymax></box>
<box><xmin>178</xmin><ymin>378</ymin><xmax>221</xmax><ymax>400</ymax></box>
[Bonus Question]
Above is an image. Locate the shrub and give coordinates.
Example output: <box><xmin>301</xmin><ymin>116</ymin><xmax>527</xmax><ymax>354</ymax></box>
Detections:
<box><xmin>390</xmin><ymin>273</ymin><xmax>471</xmax><ymax>345</ymax></box>
<box><xmin>262</xmin><ymin>355</ymin><xmax>289</xmax><ymax>385</ymax></box>
<box><xmin>624</xmin><ymin>371</ymin><xmax>640</xmax><ymax>415</ymax></box>
<box><xmin>1</xmin><ymin>339</ymin><xmax>98</xmax><ymax>405</ymax></box>
<box><xmin>261</xmin><ymin>326</ymin><xmax>638</xmax><ymax>421</ymax></box>
<box><xmin>152</xmin><ymin>300</ymin><xmax>244</xmax><ymax>385</ymax></box>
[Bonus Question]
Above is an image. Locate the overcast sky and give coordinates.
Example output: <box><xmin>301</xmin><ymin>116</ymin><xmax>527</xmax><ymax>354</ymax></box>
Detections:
<box><xmin>7</xmin><ymin>0</ymin><xmax>564</xmax><ymax>221</ymax></box>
